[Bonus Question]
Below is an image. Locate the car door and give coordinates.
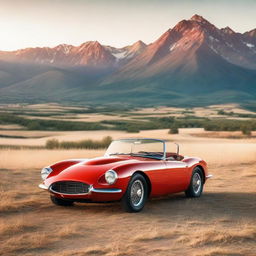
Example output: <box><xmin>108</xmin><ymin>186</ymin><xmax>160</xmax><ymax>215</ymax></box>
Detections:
<box><xmin>142</xmin><ymin>160</ymin><xmax>173</xmax><ymax>196</ymax></box>
<box><xmin>163</xmin><ymin>160</ymin><xmax>189</xmax><ymax>193</ymax></box>
<box><xmin>145</xmin><ymin>160</ymin><xmax>188</xmax><ymax>196</ymax></box>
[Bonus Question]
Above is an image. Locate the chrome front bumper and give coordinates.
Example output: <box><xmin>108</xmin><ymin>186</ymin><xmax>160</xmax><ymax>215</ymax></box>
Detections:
<box><xmin>38</xmin><ymin>184</ymin><xmax>122</xmax><ymax>194</ymax></box>
<box><xmin>39</xmin><ymin>183</ymin><xmax>48</xmax><ymax>190</ymax></box>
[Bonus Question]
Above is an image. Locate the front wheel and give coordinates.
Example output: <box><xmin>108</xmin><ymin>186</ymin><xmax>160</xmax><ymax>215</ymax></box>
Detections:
<box><xmin>185</xmin><ymin>167</ymin><xmax>204</xmax><ymax>198</ymax></box>
<box><xmin>122</xmin><ymin>174</ymin><xmax>148</xmax><ymax>212</ymax></box>
<box><xmin>50</xmin><ymin>195</ymin><xmax>74</xmax><ymax>206</ymax></box>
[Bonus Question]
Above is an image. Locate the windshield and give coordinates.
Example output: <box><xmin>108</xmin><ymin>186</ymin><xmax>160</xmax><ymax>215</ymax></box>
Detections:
<box><xmin>105</xmin><ymin>139</ymin><xmax>165</xmax><ymax>159</ymax></box>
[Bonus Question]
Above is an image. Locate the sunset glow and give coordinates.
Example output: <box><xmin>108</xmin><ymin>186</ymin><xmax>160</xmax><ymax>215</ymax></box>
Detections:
<box><xmin>0</xmin><ymin>0</ymin><xmax>256</xmax><ymax>51</ymax></box>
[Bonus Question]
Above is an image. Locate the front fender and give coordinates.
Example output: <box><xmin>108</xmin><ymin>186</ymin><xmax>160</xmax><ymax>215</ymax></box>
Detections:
<box><xmin>112</xmin><ymin>161</ymin><xmax>165</xmax><ymax>196</ymax></box>
<box><xmin>47</xmin><ymin>159</ymin><xmax>87</xmax><ymax>178</ymax></box>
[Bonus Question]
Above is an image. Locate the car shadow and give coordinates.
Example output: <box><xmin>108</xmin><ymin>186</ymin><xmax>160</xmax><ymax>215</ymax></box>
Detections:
<box><xmin>145</xmin><ymin>191</ymin><xmax>256</xmax><ymax>219</ymax></box>
<box><xmin>67</xmin><ymin>191</ymin><xmax>256</xmax><ymax>219</ymax></box>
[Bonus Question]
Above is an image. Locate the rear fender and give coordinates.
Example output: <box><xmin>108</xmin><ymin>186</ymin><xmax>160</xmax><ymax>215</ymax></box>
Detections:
<box><xmin>183</xmin><ymin>157</ymin><xmax>208</xmax><ymax>182</ymax></box>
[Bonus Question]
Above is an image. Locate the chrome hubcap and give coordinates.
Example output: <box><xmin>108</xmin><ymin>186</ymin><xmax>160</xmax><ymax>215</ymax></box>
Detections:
<box><xmin>131</xmin><ymin>180</ymin><xmax>144</xmax><ymax>207</ymax></box>
<box><xmin>192</xmin><ymin>173</ymin><xmax>201</xmax><ymax>194</ymax></box>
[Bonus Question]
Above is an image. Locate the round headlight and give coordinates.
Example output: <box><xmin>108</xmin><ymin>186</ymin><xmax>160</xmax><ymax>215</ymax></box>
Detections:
<box><xmin>41</xmin><ymin>167</ymin><xmax>53</xmax><ymax>181</ymax></box>
<box><xmin>105</xmin><ymin>170</ymin><xmax>118</xmax><ymax>185</ymax></box>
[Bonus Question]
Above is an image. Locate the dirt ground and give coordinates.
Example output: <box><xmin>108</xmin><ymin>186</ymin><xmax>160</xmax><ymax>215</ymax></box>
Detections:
<box><xmin>0</xmin><ymin>130</ymin><xmax>256</xmax><ymax>256</ymax></box>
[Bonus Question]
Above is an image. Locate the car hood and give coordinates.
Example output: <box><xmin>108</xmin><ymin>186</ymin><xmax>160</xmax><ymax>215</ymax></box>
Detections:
<box><xmin>45</xmin><ymin>156</ymin><xmax>138</xmax><ymax>186</ymax></box>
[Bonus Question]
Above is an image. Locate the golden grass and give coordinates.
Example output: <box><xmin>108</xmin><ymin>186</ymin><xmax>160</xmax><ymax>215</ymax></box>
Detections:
<box><xmin>0</xmin><ymin>128</ymin><xmax>256</xmax><ymax>255</ymax></box>
<box><xmin>0</xmin><ymin>130</ymin><xmax>127</xmax><ymax>146</ymax></box>
<box><xmin>60</xmin><ymin>244</ymin><xmax>132</xmax><ymax>256</ymax></box>
<box><xmin>1</xmin><ymin>128</ymin><xmax>256</xmax><ymax>170</ymax></box>
<box><xmin>55</xmin><ymin>223</ymin><xmax>83</xmax><ymax>238</ymax></box>
<box><xmin>0</xmin><ymin>189</ymin><xmax>42</xmax><ymax>213</ymax></box>
<box><xmin>0</xmin><ymin>149</ymin><xmax>104</xmax><ymax>169</ymax></box>
<box><xmin>2</xmin><ymin>232</ymin><xmax>52</xmax><ymax>255</ymax></box>
<box><xmin>192</xmin><ymin>131</ymin><xmax>256</xmax><ymax>139</ymax></box>
<box><xmin>61</xmin><ymin>247</ymin><xmax>108</xmax><ymax>256</ymax></box>
<box><xmin>189</xmin><ymin>226</ymin><xmax>256</xmax><ymax>247</ymax></box>
<box><xmin>0</xmin><ymin>218</ymin><xmax>35</xmax><ymax>236</ymax></box>
<box><xmin>20</xmin><ymin>113</ymin><xmax>136</xmax><ymax>122</ymax></box>
<box><xmin>194</xmin><ymin>247</ymin><xmax>245</xmax><ymax>256</ymax></box>
<box><xmin>0</xmin><ymin>124</ymin><xmax>24</xmax><ymax>130</ymax></box>
<box><xmin>171</xmin><ymin>219</ymin><xmax>256</xmax><ymax>247</ymax></box>
<box><xmin>132</xmin><ymin>226</ymin><xmax>177</xmax><ymax>242</ymax></box>
<box><xmin>180</xmin><ymin>141</ymin><xmax>256</xmax><ymax>167</ymax></box>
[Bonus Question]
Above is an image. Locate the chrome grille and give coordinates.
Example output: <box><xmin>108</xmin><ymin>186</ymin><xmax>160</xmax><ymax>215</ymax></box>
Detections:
<box><xmin>50</xmin><ymin>181</ymin><xmax>90</xmax><ymax>195</ymax></box>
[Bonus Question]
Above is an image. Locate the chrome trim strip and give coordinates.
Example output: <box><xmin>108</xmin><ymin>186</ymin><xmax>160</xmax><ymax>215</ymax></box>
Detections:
<box><xmin>91</xmin><ymin>188</ymin><xmax>122</xmax><ymax>193</ymax></box>
<box><xmin>206</xmin><ymin>174</ymin><xmax>213</xmax><ymax>178</ymax></box>
<box><xmin>39</xmin><ymin>184</ymin><xmax>49</xmax><ymax>190</ymax></box>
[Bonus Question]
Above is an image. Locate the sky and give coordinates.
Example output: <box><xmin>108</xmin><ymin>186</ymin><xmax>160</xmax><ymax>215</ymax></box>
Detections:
<box><xmin>0</xmin><ymin>0</ymin><xmax>255</xmax><ymax>51</ymax></box>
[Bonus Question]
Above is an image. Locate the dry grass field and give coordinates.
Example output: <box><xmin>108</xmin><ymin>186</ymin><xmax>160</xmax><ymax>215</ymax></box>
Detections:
<box><xmin>0</xmin><ymin>127</ymin><xmax>256</xmax><ymax>256</ymax></box>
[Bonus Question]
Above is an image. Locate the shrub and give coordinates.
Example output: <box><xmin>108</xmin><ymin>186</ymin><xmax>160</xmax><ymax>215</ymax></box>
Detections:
<box><xmin>241</xmin><ymin>126</ymin><xmax>252</xmax><ymax>136</ymax></box>
<box><xmin>169</xmin><ymin>125</ymin><xmax>179</xmax><ymax>134</ymax></box>
<box><xmin>127</xmin><ymin>126</ymin><xmax>140</xmax><ymax>133</ymax></box>
<box><xmin>46</xmin><ymin>139</ymin><xmax>60</xmax><ymax>149</ymax></box>
<box><xmin>101</xmin><ymin>136</ymin><xmax>112</xmax><ymax>146</ymax></box>
<box><xmin>217</xmin><ymin>110</ymin><xmax>226</xmax><ymax>115</ymax></box>
<box><xmin>45</xmin><ymin>136</ymin><xmax>112</xmax><ymax>149</ymax></box>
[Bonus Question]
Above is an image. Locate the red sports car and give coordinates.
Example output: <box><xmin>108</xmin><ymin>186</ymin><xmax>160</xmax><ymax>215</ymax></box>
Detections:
<box><xmin>39</xmin><ymin>138</ymin><xmax>212</xmax><ymax>212</ymax></box>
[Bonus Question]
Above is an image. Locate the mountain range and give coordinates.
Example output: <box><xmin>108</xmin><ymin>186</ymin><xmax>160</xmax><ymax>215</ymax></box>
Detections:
<box><xmin>0</xmin><ymin>14</ymin><xmax>256</xmax><ymax>106</ymax></box>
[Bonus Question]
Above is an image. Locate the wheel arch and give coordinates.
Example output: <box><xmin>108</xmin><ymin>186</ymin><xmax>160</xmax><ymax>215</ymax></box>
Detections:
<box><xmin>132</xmin><ymin>171</ymin><xmax>152</xmax><ymax>197</ymax></box>
<box><xmin>195</xmin><ymin>165</ymin><xmax>206</xmax><ymax>183</ymax></box>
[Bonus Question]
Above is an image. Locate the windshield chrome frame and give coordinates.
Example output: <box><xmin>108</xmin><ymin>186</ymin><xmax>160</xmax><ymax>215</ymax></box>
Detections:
<box><xmin>105</xmin><ymin>138</ymin><xmax>167</xmax><ymax>160</ymax></box>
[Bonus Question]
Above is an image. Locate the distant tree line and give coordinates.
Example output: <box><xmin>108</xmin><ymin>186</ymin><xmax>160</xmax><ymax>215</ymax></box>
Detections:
<box><xmin>0</xmin><ymin>112</ymin><xmax>105</xmax><ymax>130</ymax></box>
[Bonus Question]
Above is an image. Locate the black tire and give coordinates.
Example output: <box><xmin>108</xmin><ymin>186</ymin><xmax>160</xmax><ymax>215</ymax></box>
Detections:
<box><xmin>122</xmin><ymin>173</ymin><xmax>148</xmax><ymax>213</ymax></box>
<box><xmin>185</xmin><ymin>167</ymin><xmax>204</xmax><ymax>198</ymax></box>
<box><xmin>50</xmin><ymin>195</ymin><xmax>74</xmax><ymax>206</ymax></box>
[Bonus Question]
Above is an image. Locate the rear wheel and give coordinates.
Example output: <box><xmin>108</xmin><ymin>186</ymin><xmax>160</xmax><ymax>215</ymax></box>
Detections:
<box><xmin>185</xmin><ymin>167</ymin><xmax>204</xmax><ymax>198</ymax></box>
<box><xmin>50</xmin><ymin>195</ymin><xmax>74</xmax><ymax>206</ymax></box>
<box><xmin>122</xmin><ymin>174</ymin><xmax>148</xmax><ymax>212</ymax></box>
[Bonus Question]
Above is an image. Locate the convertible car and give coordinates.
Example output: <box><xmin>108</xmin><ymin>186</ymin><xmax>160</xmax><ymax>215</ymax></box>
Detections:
<box><xmin>39</xmin><ymin>138</ymin><xmax>212</xmax><ymax>212</ymax></box>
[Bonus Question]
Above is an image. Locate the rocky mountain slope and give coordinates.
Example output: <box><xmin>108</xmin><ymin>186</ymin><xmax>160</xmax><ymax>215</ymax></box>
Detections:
<box><xmin>0</xmin><ymin>15</ymin><xmax>255</xmax><ymax>106</ymax></box>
